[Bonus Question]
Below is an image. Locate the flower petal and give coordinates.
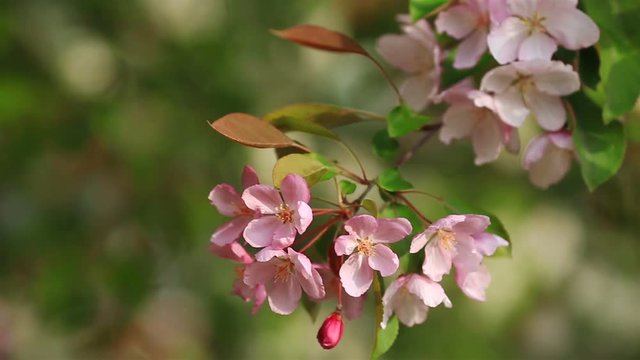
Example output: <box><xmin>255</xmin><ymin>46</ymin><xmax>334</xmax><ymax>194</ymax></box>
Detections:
<box><xmin>243</xmin><ymin>216</ymin><xmax>281</xmax><ymax>248</ymax></box>
<box><xmin>422</xmin><ymin>240</ymin><xmax>453</xmax><ymax>282</ymax></box>
<box><xmin>407</xmin><ymin>274</ymin><xmax>452</xmax><ymax>308</ymax></box>
<box><xmin>244</xmin><ymin>261</ymin><xmax>276</xmax><ymax>287</ymax></box>
<box><xmin>242</xmin><ymin>185</ymin><xmax>281</xmax><ymax>214</ymax></box>
<box><xmin>271</xmin><ymin>223</ymin><xmax>296</xmax><ymax>249</ymax></box>
<box><xmin>473</xmin><ymin>232</ymin><xmax>509</xmax><ymax>256</ymax></box>
<box><xmin>410</xmin><ymin>230</ymin><xmax>434</xmax><ymax>253</ymax></box>
<box><xmin>268</xmin><ymin>277</ymin><xmax>302</xmax><ymax>315</ymax></box>
<box><xmin>209</xmin><ymin>184</ymin><xmax>244</xmax><ymax>217</ymax></box>
<box><xmin>451</xmin><ymin>214</ymin><xmax>491</xmax><ymax>235</ymax></box>
<box><xmin>525</xmin><ymin>89</ymin><xmax>566</xmax><ymax>131</ymax></box>
<box><xmin>373</xmin><ymin>218</ymin><xmax>412</xmax><ymax>244</ymax></box>
<box><xmin>381</xmin><ymin>276</ymin><xmax>408</xmax><ymax>329</ymax></box>
<box><xmin>531</xmin><ymin>61</ymin><xmax>580</xmax><ymax>96</ymax></box>
<box><xmin>255</xmin><ymin>247</ymin><xmax>286</xmax><ymax>262</ymax></box>
<box><xmin>517</xmin><ymin>31</ymin><xmax>557</xmax><ymax>61</ymax></box>
<box><xmin>334</xmin><ymin>235</ymin><xmax>358</xmax><ymax>256</ymax></box>
<box><xmin>242</xmin><ymin>165</ymin><xmax>260</xmax><ymax>189</ymax></box>
<box><xmin>210</xmin><ymin>217</ymin><xmax>252</xmax><ymax>246</ymax></box>
<box><xmin>480</xmin><ymin>64</ymin><xmax>519</xmax><ymax>93</ymax></box>
<box><xmin>435</xmin><ymin>4</ymin><xmax>478</xmax><ymax>39</ymax></box>
<box><xmin>280</xmin><ymin>174</ymin><xmax>310</xmax><ymax>206</ymax></box>
<box><xmin>439</xmin><ymin>103</ymin><xmax>478</xmax><ymax>144</ymax></box>
<box><xmin>527</xmin><ymin>141</ymin><xmax>573</xmax><ymax>188</ymax></box>
<box><xmin>394</xmin><ymin>293</ymin><xmax>429</xmax><ymax>327</ymax></box>
<box><xmin>401</xmin><ymin>73</ymin><xmax>438</xmax><ymax>112</ymax></box>
<box><xmin>339</xmin><ymin>254</ymin><xmax>374</xmax><ymax>297</ymax></box>
<box><xmin>344</xmin><ymin>215</ymin><xmax>378</xmax><ymax>239</ymax></box>
<box><xmin>376</xmin><ymin>34</ymin><xmax>426</xmax><ymax>73</ymax></box>
<box><xmin>456</xmin><ymin>264</ymin><xmax>491</xmax><ymax>301</ymax></box>
<box><xmin>455</xmin><ymin>29</ymin><xmax>488</xmax><ymax>69</ymax></box>
<box><xmin>209</xmin><ymin>242</ymin><xmax>253</xmax><ymax>264</ymax></box>
<box><xmin>293</xmin><ymin>201</ymin><xmax>312</xmax><ymax>234</ymax></box>
<box><xmin>487</xmin><ymin>17</ymin><xmax>529</xmax><ymax>64</ymax></box>
<box><xmin>494</xmin><ymin>86</ymin><xmax>529</xmax><ymax>128</ymax></box>
<box><xmin>543</xmin><ymin>7</ymin><xmax>599</xmax><ymax>50</ymax></box>
<box><xmin>471</xmin><ymin>115</ymin><xmax>503</xmax><ymax>165</ymax></box>
<box><xmin>368</xmin><ymin>244</ymin><xmax>399</xmax><ymax>277</ymax></box>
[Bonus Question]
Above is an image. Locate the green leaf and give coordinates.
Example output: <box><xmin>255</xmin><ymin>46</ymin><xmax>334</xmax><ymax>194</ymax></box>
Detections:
<box><xmin>339</xmin><ymin>180</ymin><xmax>357</xmax><ymax>195</ymax></box>
<box><xmin>377</xmin><ymin>169</ymin><xmax>413</xmax><ymax>192</ymax></box>
<box><xmin>265</xmin><ymin>103</ymin><xmax>382</xmax><ymax>131</ymax></box>
<box><xmin>604</xmin><ymin>53</ymin><xmax>640</xmax><ymax>118</ymax></box>
<box><xmin>409</xmin><ymin>0</ymin><xmax>449</xmax><ymax>22</ymax></box>
<box><xmin>444</xmin><ymin>199</ymin><xmax>512</xmax><ymax>257</ymax></box>
<box><xmin>387</xmin><ymin>104</ymin><xmax>432</xmax><ymax>138</ymax></box>
<box><xmin>372</xmin><ymin>129</ymin><xmax>399</xmax><ymax>160</ymax></box>
<box><xmin>308</xmin><ymin>153</ymin><xmax>338</xmax><ymax>181</ymax></box>
<box><xmin>361</xmin><ymin>199</ymin><xmax>378</xmax><ymax>217</ymax></box>
<box><xmin>570</xmin><ymin>93</ymin><xmax>626</xmax><ymax>191</ymax></box>
<box><xmin>272</xmin><ymin>154</ymin><xmax>332</xmax><ymax>187</ymax></box>
<box><xmin>371</xmin><ymin>275</ymin><xmax>399</xmax><ymax>360</ymax></box>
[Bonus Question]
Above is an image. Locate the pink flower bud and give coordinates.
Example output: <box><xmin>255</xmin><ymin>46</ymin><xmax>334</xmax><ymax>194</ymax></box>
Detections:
<box><xmin>317</xmin><ymin>311</ymin><xmax>344</xmax><ymax>350</ymax></box>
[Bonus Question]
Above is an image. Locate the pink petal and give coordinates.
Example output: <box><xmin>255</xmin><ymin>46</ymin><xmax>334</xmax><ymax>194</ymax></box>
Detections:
<box><xmin>480</xmin><ymin>64</ymin><xmax>519</xmax><ymax>93</ymax></box>
<box><xmin>435</xmin><ymin>4</ymin><xmax>478</xmax><ymax>39</ymax></box>
<box><xmin>252</xmin><ymin>284</ymin><xmax>267</xmax><ymax>315</ymax></box>
<box><xmin>243</xmin><ymin>216</ymin><xmax>281</xmax><ymax>248</ymax></box>
<box><xmin>507</xmin><ymin>0</ymin><xmax>537</xmax><ymax>17</ymax></box>
<box><xmin>456</xmin><ymin>264</ymin><xmax>491</xmax><ymax>301</ymax></box>
<box><xmin>523</xmin><ymin>134</ymin><xmax>549</xmax><ymax>170</ymax></box>
<box><xmin>471</xmin><ymin>115</ymin><xmax>503</xmax><ymax>165</ymax></box>
<box><xmin>244</xmin><ymin>261</ymin><xmax>276</xmax><ymax>287</ymax></box>
<box><xmin>381</xmin><ymin>276</ymin><xmax>409</xmax><ymax>328</ymax></box>
<box><xmin>410</xmin><ymin>230</ymin><xmax>434</xmax><ymax>253</ymax></box>
<box><xmin>373</xmin><ymin>218</ymin><xmax>412</xmax><ymax>243</ymax></box>
<box><xmin>344</xmin><ymin>215</ymin><xmax>378</xmax><ymax>239</ymax></box>
<box><xmin>394</xmin><ymin>293</ymin><xmax>429</xmax><ymax>327</ymax></box>
<box><xmin>209</xmin><ymin>242</ymin><xmax>253</xmax><ymax>264</ymax></box>
<box><xmin>422</xmin><ymin>240</ymin><xmax>453</xmax><ymax>282</ymax></box>
<box><xmin>404</xmin><ymin>19</ymin><xmax>438</xmax><ymax>49</ymax></box>
<box><xmin>494</xmin><ymin>86</ymin><xmax>529</xmax><ymax>127</ymax></box>
<box><xmin>517</xmin><ymin>32</ymin><xmax>557</xmax><ymax>61</ymax></box>
<box><xmin>401</xmin><ymin>73</ymin><xmax>438</xmax><ymax>112</ymax></box>
<box><xmin>473</xmin><ymin>232</ymin><xmax>509</xmax><ymax>256</ymax></box>
<box><xmin>242</xmin><ymin>165</ymin><xmax>260</xmax><ymax>189</ymax></box>
<box><xmin>334</xmin><ymin>234</ymin><xmax>358</xmax><ymax>256</ymax></box>
<box><xmin>376</xmin><ymin>34</ymin><xmax>426</xmax><ymax>74</ymax></box>
<box><xmin>451</xmin><ymin>215</ymin><xmax>491</xmax><ymax>235</ymax></box>
<box><xmin>242</xmin><ymin>185</ymin><xmax>281</xmax><ymax>214</ymax></box>
<box><xmin>210</xmin><ymin>217</ymin><xmax>251</xmax><ymax>246</ymax></box>
<box><xmin>531</xmin><ymin>61</ymin><xmax>580</xmax><ymax>96</ymax></box>
<box><xmin>487</xmin><ymin>17</ymin><xmax>529</xmax><ymax>64</ymax></box>
<box><xmin>489</xmin><ymin>0</ymin><xmax>510</xmax><ymax>25</ymax></box>
<box><xmin>254</xmin><ymin>247</ymin><xmax>286</xmax><ymax>262</ymax></box>
<box><xmin>280</xmin><ymin>174</ymin><xmax>310</xmax><ymax>206</ymax></box>
<box><xmin>368</xmin><ymin>244</ymin><xmax>399</xmax><ymax>277</ymax></box>
<box><xmin>543</xmin><ymin>7</ymin><xmax>599</xmax><ymax>50</ymax></box>
<box><xmin>293</xmin><ymin>201</ymin><xmax>312</xmax><ymax>234</ymax></box>
<box><xmin>548</xmin><ymin>131</ymin><xmax>574</xmax><ymax>150</ymax></box>
<box><xmin>454</xmin><ymin>29</ymin><xmax>488</xmax><ymax>69</ymax></box>
<box><xmin>526</xmin><ymin>141</ymin><xmax>573</xmax><ymax>189</ymax></box>
<box><xmin>407</xmin><ymin>274</ymin><xmax>452</xmax><ymax>308</ymax></box>
<box><xmin>339</xmin><ymin>253</ymin><xmax>374</xmax><ymax>297</ymax></box>
<box><xmin>439</xmin><ymin>103</ymin><xmax>478</xmax><ymax>144</ymax></box>
<box><xmin>209</xmin><ymin>184</ymin><xmax>244</xmax><ymax>217</ymax></box>
<box><xmin>268</xmin><ymin>277</ymin><xmax>302</xmax><ymax>315</ymax></box>
<box><xmin>525</xmin><ymin>89</ymin><xmax>566</xmax><ymax>131</ymax></box>
<box><xmin>294</xmin><ymin>262</ymin><xmax>325</xmax><ymax>300</ymax></box>
<box><xmin>438</xmin><ymin>78</ymin><xmax>475</xmax><ymax>104</ymax></box>
<box><xmin>271</xmin><ymin>223</ymin><xmax>296</xmax><ymax>249</ymax></box>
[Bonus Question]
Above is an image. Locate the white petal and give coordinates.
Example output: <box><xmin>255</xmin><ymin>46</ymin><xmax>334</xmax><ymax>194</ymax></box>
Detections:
<box><xmin>507</xmin><ymin>0</ymin><xmax>538</xmax><ymax>17</ymax></box>
<box><xmin>525</xmin><ymin>89</ymin><xmax>566</xmax><ymax>131</ymax></box>
<box><xmin>471</xmin><ymin>115</ymin><xmax>503</xmax><ymax>165</ymax></box>
<box><xmin>494</xmin><ymin>86</ymin><xmax>530</xmax><ymax>127</ymax></box>
<box><xmin>531</xmin><ymin>61</ymin><xmax>580</xmax><ymax>96</ymax></box>
<box><xmin>439</xmin><ymin>103</ymin><xmax>478</xmax><ymax>144</ymax></box>
<box><xmin>543</xmin><ymin>7</ymin><xmax>599</xmax><ymax>49</ymax></box>
<box><xmin>454</xmin><ymin>29</ymin><xmax>488</xmax><ymax>69</ymax></box>
<box><xmin>480</xmin><ymin>64</ymin><xmax>519</xmax><ymax>93</ymax></box>
<box><xmin>400</xmin><ymin>73</ymin><xmax>438</xmax><ymax>112</ymax></box>
<box><xmin>487</xmin><ymin>17</ymin><xmax>529</xmax><ymax>64</ymax></box>
<box><xmin>435</xmin><ymin>4</ymin><xmax>478</xmax><ymax>39</ymax></box>
<box><xmin>517</xmin><ymin>31</ymin><xmax>557</xmax><ymax>61</ymax></box>
<box><xmin>527</xmin><ymin>144</ymin><xmax>573</xmax><ymax>188</ymax></box>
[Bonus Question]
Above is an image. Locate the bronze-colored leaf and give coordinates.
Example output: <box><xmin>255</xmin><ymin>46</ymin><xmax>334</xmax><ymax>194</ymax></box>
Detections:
<box><xmin>271</xmin><ymin>25</ymin><xmax>369</xmax><ymax>56</ymax></box>
<box><xmin>210</xmin><ymin>113</ymin><xmax>295</xmax><ymax>149</ymax></box>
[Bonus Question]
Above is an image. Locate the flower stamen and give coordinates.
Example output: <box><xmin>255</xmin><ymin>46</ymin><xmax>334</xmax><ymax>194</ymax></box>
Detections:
<box><xmin>275</xmin><ymin>203</ymin><xmax>295</xmax><ymax>224</ymax></box>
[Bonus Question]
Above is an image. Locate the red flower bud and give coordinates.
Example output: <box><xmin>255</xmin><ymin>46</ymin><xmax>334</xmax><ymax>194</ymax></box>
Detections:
<box><xmin>317</xmin><ymin>311</ymin><xmax>344</xmax><ymax>349</ymax></box>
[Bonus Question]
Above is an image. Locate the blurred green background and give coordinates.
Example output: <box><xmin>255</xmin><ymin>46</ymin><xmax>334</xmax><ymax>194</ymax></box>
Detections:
<box><xmin>1</xmin><ymin>0</ymin><xmax>639</xmax><ymax>359</ymax></box>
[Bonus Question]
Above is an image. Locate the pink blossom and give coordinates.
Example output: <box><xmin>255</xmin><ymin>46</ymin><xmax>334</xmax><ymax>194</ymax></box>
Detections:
<box><xmin>480</xmin><ymin>60</ymin><xmax>580</xmax><ymax>131</ymax></box>
<box><xmin>381</xmin><ymin>274</ymin><xmax>452</xmax><ymax>328</ymax></box>
<box><xmin>243</xmin><ymin>248</ymin><xmax>325</xmax><ymax>315</ymax></box>
<box><xmin>241</xmin><ymin>174</ymin><xmax>313</xmax><ymax>261</ymax></box>
<box><xmin>376</xmin><ymin>15</ymin><xmax>442</xmax><ymax>111</ymax></box>
<box><xmin>410</xmin><ymin>214</ymin><xmax>508</xmax><ymax>300</ymax></box>
<box><xmin>439</xmin><ymin>79</ymin><xmax>520</xmax><ymax>165</ymax></box>
<box><xmin>209</xmin><ymin>166</ymin><xmax>260</xmax><ymax>247</ymax></box>
<box><xmin>317</xmin><ymin>311</ymin><xmax>344</xmax><ymax>349</ymax></box>
<box><xmin>209</xmin><ymin>242</ymin><xmax>252</xmax><ymax>264</ymax></box>
<box><xmin>233</xmin><ymin>265</ymin><xmax>267</xmax><ymax>315</ymax></box>
<box><xmin>487</xmin><ymin>0</ymin><xmax>599</xmax><ymax>63</ymax></box>
<box><xmin>523</xmin><ymin>130</ymin><xmax>574</xmax><ymax>189</ymax></box>
<box><xmin>435</xmin><ymin>0</ymin><xmax>491</xmax><ymax>69</ymax></box>
<box><xmin>317</xmin><ymin>265</ymin><xmax>366</xmax><ymax>320</ymax></box>
<box><xmin>335</xmin><ymin>215</ymin><xmax>412</xmax><ymax>297</ymax></box>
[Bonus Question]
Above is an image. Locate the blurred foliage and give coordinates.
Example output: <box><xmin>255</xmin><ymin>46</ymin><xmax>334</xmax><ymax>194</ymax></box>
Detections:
<box><xmin>0</xmin><ymin>0</ymin><xmax>639</xmax><ymax>359</ymax></box>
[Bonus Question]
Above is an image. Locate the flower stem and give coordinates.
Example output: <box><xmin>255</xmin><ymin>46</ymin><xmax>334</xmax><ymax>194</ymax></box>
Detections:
<box><xmin>397</xmin><ymin>194</ymin><xmax>432</xmax><ymax>225</ymax></box>
<box><xmin>299</xmin><ymin>217</ymin><xmax>341</xmax><ymax>253</ymax></box>
<box><xmin>395</xmin><ymin>123</ymin><xmax>442</xmax><ymax>167</ymax></box>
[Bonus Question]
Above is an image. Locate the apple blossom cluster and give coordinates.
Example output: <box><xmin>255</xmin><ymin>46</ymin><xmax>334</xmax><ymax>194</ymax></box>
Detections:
<box><xmin>377</xmin><ymin>0</ymin><xmax>599</xmax><ymax>188</ymax></box>
<box><xmin>208</xmin><ymin>166</ymin><xmax>508</xmax><ymax>349</ymax></box>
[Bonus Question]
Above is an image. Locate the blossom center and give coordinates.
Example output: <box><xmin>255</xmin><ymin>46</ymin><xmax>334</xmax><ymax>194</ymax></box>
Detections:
<box><xmin>437</xmin><ymin>229</ymin><xmax>457</xmax><ymax>251</ymax></box>
<box><xmin>275</xmin><ymin>203</ymin><xmax>294</xmax><ymax>224</ymax></box>
<box><xmin>274</xmin><ymin>259</ymin><xmax>294</xmax><ymax>283</ymax></box>
<box><xmin>522</xmin><ymin>12</ymin><xmax>546</xmax><ymax>35</ymax></box>
<box><xmin>356</xmin><ymin>237</ymin><xmax>374</xmax><ymax>256</ymax></box>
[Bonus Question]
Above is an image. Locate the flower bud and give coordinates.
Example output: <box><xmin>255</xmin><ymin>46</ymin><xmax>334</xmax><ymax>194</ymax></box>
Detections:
<box><xmin>317</xmin><ymin>311</ymin><xmax>343</xmax><ymax>349</ymax></box>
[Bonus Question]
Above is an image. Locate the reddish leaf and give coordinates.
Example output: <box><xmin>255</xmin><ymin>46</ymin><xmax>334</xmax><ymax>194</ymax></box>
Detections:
<box><xmin>210</xmin><ymin>113</ymin><xmax>295</xmax><ymax>149</ymax></box>
<box><xmin>271</xmin><ymin>25</ymin><xmax>369</xmax><ymax>56</ymax></box>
